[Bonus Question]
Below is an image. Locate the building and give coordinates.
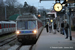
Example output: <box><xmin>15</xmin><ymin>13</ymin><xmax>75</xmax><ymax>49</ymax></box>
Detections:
<box><xmin>0</xmin><ymin>0</ymin><xmax>3</xmax><ymax>5</ymax></box>
<box><xmin>70</xmin><ymin>3</ymin><xmax>75</xmax><ymax>26</ymax></box>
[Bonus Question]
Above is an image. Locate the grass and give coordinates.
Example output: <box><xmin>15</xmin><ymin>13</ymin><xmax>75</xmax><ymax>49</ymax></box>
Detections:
<box><xmin>0</xmin><ymin>33</ymin><xmax>16</xmax><ymax>40</ymax></box>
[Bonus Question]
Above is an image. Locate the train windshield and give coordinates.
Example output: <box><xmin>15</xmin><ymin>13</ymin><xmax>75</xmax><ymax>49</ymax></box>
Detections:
<box><xmin>17</xmin><ymin>20</ymin><xmax>36</xmax><ymax>30</ymax></box>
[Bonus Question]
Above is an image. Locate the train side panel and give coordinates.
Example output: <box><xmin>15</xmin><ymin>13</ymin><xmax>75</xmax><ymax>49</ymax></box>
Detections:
<box><xmin>36</xmin><ymin>20</ymin><xmax>43</xmax><ymax>38</ymax></box>
<box><xmin>0</xmin><ymin>22</ymin><xmax>2</xmax><ymax>35</ymax></box>
<box><xmin>0</xmin><ymin>21</ymin><xmax>16</xmax><ymax>35</ymax></box>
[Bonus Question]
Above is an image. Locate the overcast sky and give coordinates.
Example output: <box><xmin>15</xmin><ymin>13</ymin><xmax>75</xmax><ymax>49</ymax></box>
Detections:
<box><xmin>17</xmin><ymin>0</ymin><xmax>56</xmax><ymax>9</ymax></box>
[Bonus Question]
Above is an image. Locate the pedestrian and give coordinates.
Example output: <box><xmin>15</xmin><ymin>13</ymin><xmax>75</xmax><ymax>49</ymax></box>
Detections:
<box><xmin>61</xmin><ymin>22</ymin><xmax>64</xmax><ymax>35</ymax></box>
<box><xmin>54</xmin><ymin>23</ymin><xmax>57</xmax><ymax>34</ymax></box>
<box><xmin>49</xmin><ymin>24</ymin><xmax>52</xmax><ymax>33</ymax></box>
<box><xmin>45</xmin><ymin>24</ymin><xmax>49</xmax><ymax>33</ymax></box>
<box><xmin>64</xmin><ymin>21</ymin><xmax>69</xmax><ymax>39</ymax></box>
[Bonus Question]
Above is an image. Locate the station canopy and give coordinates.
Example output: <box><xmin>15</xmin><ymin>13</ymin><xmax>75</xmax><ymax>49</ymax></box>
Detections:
<box><xmin>8</xmin><ymin>14</ymin><xmax>21</xmax><ymax>21</ymax></box>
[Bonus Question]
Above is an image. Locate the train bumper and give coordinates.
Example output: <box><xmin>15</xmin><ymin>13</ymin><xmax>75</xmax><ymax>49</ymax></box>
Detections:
<box><xmin>17</xmin><ymin>34</ymin><xmax>36</xmax><ymax>42</ymax></box>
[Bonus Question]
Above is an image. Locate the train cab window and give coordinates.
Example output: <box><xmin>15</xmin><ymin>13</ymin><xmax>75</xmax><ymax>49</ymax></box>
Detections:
<box><xmin>28</xmin><ymin>21</ymin><xmax>36</xmax><ymax>29</ymax></box>
<box><xmin>17</xmin><ymin>21</ymin><xmax>36</xmax><ymax>30</ymax></box>
<box><xmin>25</xmin><ymin>21</ymin><xmax>28</xmax><ymax>29</ymax></box>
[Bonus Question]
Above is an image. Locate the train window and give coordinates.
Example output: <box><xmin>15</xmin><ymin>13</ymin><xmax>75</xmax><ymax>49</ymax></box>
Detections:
<box><xmin>7</xmin><ymin>24</ymin><xmax>9</xmax><ymax>28</ymax></box>
<box><xmin>5</xmin><ymin>24</ymin><xmax>6</xmax><ymax>28</ymax></box>
<box><xmin>9</xmin><ymin>24</ymin><xmax>10</xmax><ymax>28</ymax></box>
<box><xmin>28</xmin><ymin>21</ymin><xmax>36</xmax><ymax>29</ymax></box>
<box><xmin>6</xmin><ymin>24</ymin><xmax>7</xmax><ymax>28</ymax></box>
<box><xmin>12</xmin><ymin>24</ymin><xmax>13</xmax><ymax>27</ymax></box>
<box><xmin>0</xmin><ymin>24</ymin><xmax>1</xmax><ymax>29</ymax></box>
<box><xmin>17</xmin><ymin>21</ymin><xmax>36</xmax><ymax>30</ymax></box>
<box><xmin>25</xmin><ymin>21</ymin><xmax>28</xmax><ymax>29</ymax></box>
<box><xmin>17</xmin><ymin>21</ymin><xmax>23</xmax><ymax>30</ymax></box>
<box><xmin>7</xmin><ymin>24</ymin><xmax>8</xmax><ymax>28</ymax></box>
<box><xmin>4</xmin><ymin>24</ymin><xmax>5</xmax><ymax>28</ymax></box>
<box><xmin>13</xmin><ymin>24</ymin><xmax>14</xmax><ymax>27</ymax></box>
<box><xmin>2</xmin><ymin>24</ymin><xmax>4</xmax><ymax>28</ymax></box>
<box><xmin>10</xmin><ymin>24</ymin><xmax>12</xmax><ymax>27</ymax></box>
<box><xmin>14</xmin><ymin>24</ymin><xmax>15</xmax><ymax>27</ymax></box>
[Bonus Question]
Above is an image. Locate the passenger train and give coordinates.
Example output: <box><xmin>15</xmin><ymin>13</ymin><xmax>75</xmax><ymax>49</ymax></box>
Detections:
<box><xmin>16</xmin><ymin>13</ymin><xmax>43</xmax><ymax>44</ymax></box>
<box><xmin>0</xmin><ymin>21</ymin><xmax>16</xmax><ymax>35</ymax></box>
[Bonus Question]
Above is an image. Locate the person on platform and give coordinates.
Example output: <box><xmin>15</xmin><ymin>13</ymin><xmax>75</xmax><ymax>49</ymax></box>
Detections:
<box><xmin>45</xmin><ymin>24</ymin><xmax>49</xmax><ymax>33</ymax></box>
<box><xmin>61</xmin><ymin>21</ymin><xmax>64</xmax><ymax>35</ymax></box>
<box><xmin>54</xmin><ymin>23</ymin><xmax>57</xmax><ymax>34</ymax></box>
<box><xmin>64</xmin><ymin>21</ymin><xmax>69</xmax><ymax>39</ymax></box>
<box><xmin>49</xmin><ymin>24</ymin><xmax>52</xmax><ymax>33</ymax></box>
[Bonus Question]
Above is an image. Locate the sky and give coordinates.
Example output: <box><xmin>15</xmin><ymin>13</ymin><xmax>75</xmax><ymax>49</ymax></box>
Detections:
<box><xmin>17</xmin><ymin>0</ymin><xmax>56</xmax><ymax>9</ymax></box>
<box><xmin>3</xmin><ymin>0</ymin><xmax>63</xmax><ymax>9</ymax></box>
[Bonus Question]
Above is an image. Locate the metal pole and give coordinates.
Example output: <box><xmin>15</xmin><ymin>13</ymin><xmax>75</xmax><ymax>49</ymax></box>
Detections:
<box><xmin>69</xmin><ymin>4</ymin><xmax>72</xmax><ymax>40</ymax></box>
<box><xmin>5</xmin><ymin>5</ymin><xmax>7</xmax><ymax>20</ymax></box>
<box><xmin>65</xmin><ymin>4</ymin><xmax>72</xmax><ymax>40</ymax></box>
<box><xmin>69</xmin><ymin>12</ymin><xmax>72</xmax><ymax>40</ymax></box>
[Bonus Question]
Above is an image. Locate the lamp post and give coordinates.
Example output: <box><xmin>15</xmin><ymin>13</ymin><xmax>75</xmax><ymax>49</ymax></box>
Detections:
<box><xmin>51</xmin><ymin>19</ymin><xmax>53</xmax><ymax>22</ymax></box>
<box><xmin>5</xmin><ymin>5</ymin><xmax>7</xmax><ymax>20</ymax></box>
<box><xmin>4</xmin><ymin>3</ymin><xmax>8</xmax><ymax>20</ymax></box>
<box><xmin>62</xmin><ymin>1</ymin><xmax>72</xmax><ymax>40</ymax></box>
<box><xmin>69</xmin><ymin>4</ymin><xmax>72</xmax><ymax>40</ymax></box>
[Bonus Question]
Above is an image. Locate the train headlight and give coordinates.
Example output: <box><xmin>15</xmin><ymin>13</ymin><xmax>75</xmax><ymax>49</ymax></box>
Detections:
<box><xmin>16</xmin><ymin>31</ymin><xmax>20</xmax><ymax>35</ymax></box>
<box><xmin>33</xmin><ymin>30</ymin><xmax>37</xmax><ymax>34</ymax></box>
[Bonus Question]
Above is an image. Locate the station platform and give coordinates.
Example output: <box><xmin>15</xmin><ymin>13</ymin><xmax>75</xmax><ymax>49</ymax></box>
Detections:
<box><xmin>32</xmin><ymin>28</ymin><xmax>75</xmax><ymax>50</ymax></box>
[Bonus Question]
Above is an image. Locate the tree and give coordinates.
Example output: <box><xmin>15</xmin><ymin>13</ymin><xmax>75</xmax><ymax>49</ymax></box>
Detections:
<box><xmin>23</xmin><ymin>2</ymin><xmax>37</xmax><ymax>14</ymax></box>
<box><xmin>0</xmin><ymin>0</ymin><xmax>23</xmax><ymax>20</ymax></box>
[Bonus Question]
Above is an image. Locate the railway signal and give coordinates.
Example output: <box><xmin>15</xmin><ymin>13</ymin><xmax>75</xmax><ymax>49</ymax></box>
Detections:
<box><xmin>38</xmin><ymin>14</ymin><xmax>41</xmax><ymax>17</ymax></box>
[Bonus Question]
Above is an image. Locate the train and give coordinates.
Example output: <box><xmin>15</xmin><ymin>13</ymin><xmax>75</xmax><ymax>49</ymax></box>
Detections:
<box><xmin>16</xmin><ymin>13</ymin><xmax>43</xmax><ymax>44</ymax></box>
<box><xmin>0</xmin><ymin>21</ymin><xmax>16</xmax><ymax>35</ymax></box>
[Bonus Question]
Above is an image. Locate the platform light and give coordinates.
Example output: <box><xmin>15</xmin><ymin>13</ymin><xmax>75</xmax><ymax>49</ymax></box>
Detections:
<box><xmin>62</xmin><ymin>0</ymin><xmax>67</xmax><ymax>6</ymax></box>
<box><xmin>66</xmin><ymin>0</ymin><xmax>68</xmax><ymax>2</ymax></box>
<box><xmin>51</xmin><ymin>19</ymin><xmax>53</xmax><ymax>22</ymax></box>
<box><xmin>71</xmin><ymin>9</ymin><xmax>74</xmax><ymax>11</ymax></box>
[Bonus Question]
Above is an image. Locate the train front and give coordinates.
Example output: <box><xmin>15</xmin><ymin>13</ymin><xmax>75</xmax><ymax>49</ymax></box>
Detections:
<box><xmin>16</xmin><ymin>20</ymin><xmax>37</xmax><ymax>44</ymax></box>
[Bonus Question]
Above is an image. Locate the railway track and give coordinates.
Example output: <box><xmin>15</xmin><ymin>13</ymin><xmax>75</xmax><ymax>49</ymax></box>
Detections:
<box><xmin>14</xmin><ymin>28</ymin><xmax>43</xmax><ymax>50</ymax></box>
<box><xmin>0</xmin><ymin>35</ymin><xmax>15</xmax><ymax>43</ymax></box>
<box><xmin>16</xmin><ymin>44</ymin><xmax>23</xmax><ymax>50</ymax></box>
<box><xmin>0</xmin><ymin>35</ymin><xmax>16</xmax><ymax>46</ymax></box>
<box><xmin>15</xmin><ymin>44</ymin><xmax>34</xmax><ymax>50</ymax></box>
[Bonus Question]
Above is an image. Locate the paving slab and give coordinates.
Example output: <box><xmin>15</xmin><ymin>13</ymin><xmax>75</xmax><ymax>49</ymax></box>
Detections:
<box><xmin>32</xmin><ymin>28</ymin><xmax>75</xmax><ymax>50</ymax></box>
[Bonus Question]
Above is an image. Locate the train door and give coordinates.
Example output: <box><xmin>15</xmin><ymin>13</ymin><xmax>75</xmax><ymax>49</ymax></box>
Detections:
<box><xmin>1</xmin><ymin>23</ymin><xmax>4</xmax><ymax>34</ymax></box>
<box><xmin>0</xmin><ymin>22</ymin><xmax>2</xmax><ymax>35</ymax></box>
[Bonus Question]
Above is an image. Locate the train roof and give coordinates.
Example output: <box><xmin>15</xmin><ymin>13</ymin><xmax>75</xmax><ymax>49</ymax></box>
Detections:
<box><xmin>16</xmin><ymin>13</ymin><xmax>41</xmax><ymax>22</ymax></box>
<box><xmin>0</xmin><ymin>21</ymin><xmax>16</xmax><ymax>24</ymax></box>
